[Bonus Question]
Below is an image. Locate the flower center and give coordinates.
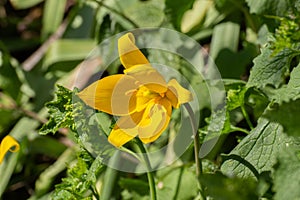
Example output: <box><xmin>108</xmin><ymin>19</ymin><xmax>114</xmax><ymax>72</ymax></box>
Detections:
<box><xmin>137</xmin><ymin>86</ymin><xmax>160</xmax><ymax>99</ymax></box>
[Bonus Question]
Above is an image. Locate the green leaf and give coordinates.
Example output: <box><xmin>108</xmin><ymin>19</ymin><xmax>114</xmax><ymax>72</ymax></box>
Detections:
<box><xmin>265</xmin><ymin>63</ymin><xmax>300</xmax><ymax>102</ymax></box>
<box><xmin>209</xmin><ymin>22</ymin><xmax>240</xmax><ymax>60</ymax></box>
<box><xmin>263</xmin><ymin>99</ymin><xmax>300</xmax><ymax>137</ymax></box>
<box><xmin>181</xmin><ymin>0</ymin><xmax>213</xmax><ymax>33</ymax></box>
<box><xmin>165</xmin><ymin>0</ymin><xmax>195</xmax><ymax>30</ymax></box>
<box><xmin>0</xmin><ymin>93</ymin><xmax>21</xmax><ymax>133</ymax></box>
<box><xmin>52</xmin><ymin>149</ymin><xmax>104</xmax><ymax>199</ymax></box>
<box><xmin>33</xmin><ymin>148</ymin><xmax>76</xmax><ymax>197</ymax></box>
<box><xmin>207</xmin><ymin>22</ymin><xmax>256</xmax><ymax>79</ymax></box>
<box><xmin>124</xmin><ymin>1</ymin><xmax>164</xmax><ymax>27</ymax></box>
<box><xmin>156</xmin><ymin>167</ymin><xmax>198</xmax><ymax>200</ymax></box>
<box><xmin>9</xmin><ymin>0</ymin><xmax>44</xmax><ymax>9</ymax></box>
<box><xmin>65</xmin><ymin>2</ymin><xmax>97</xmax><ymax>38</ymax></box>
<box><xmin>119</xmin><ymin>178</ymin><xmax>149</xmax><ymax>196</ymax></box>
<box><xmin>29</xmin><ymin>136</ymin><xmax>66</xmax><ymax>158</ymax></box>
<box><xmin>247</xmin><ymin>47</ymin><xmax>299</xmax><ymax>88</ymax></box>
<box><xmin>42</xmin><ymin>0</ymin><xmax>67</xmax><ymax>39</ymax></box>
<box><xmin>221</xmin><ymin>117</ymin><xmax>294</xmax><ymax>179</ymax></box>
<box><xmin>206</xmin><ymin>107</ymin><xmax>232</xmax><ymax>138</ymax></box>
<box><xmin>273</xmin><ymin>148</ymin><xmax>300</xmax><ymax>200</ymax></box>
<box><xmin>245</xmin><ymin>0</ymin><xmax>295</xmax><ymax>16</ymax></box>
<box><xmin>200</xmin><ymin>172</ymin><xmax>258</xmax><ymax>200</ymax></box>
<box><xmin>39</xmin><ymin>85</ymin><xmax>75</xmax><ymax>135</ymax></box>
<box><xmin>0</xmin><ymin>50</ymin><xmax>22</xmax><ymax>100</ymax></box>
<box><xmin>44</xmin><ymin>39</ymin><xmax>96</xmax><ymax>70</ymax></box>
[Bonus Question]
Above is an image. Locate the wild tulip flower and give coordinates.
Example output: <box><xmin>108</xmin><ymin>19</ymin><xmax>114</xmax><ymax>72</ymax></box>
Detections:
<box><xmin>78</xmin><ymin>33</ymin><xmax>193</xmax><ymax>147</ymax></box>
<box><xmin>0</xmin><ymin>135</ymin><xmax>20</xmax><ymax>164</ymax></box>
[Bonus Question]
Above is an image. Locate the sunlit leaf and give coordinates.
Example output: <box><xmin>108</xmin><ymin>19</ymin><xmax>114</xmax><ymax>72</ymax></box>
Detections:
<box><xmin>44</xmin><ymin>39</ymin><xmax>96</xmax><ymax>70</ymax></box>
<box><xmin>221</xmin><ymin>117</ymin><xmax>295</xmax><ymax>179</ymax></box>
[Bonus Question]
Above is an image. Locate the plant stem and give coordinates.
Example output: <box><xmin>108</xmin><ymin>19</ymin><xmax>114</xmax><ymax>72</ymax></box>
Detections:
<box><xmin>183</xmin><ymin>104</ymin><xmax>205</xmax><ymax>200</ymax></box>
<box><xmin>230</xmin><ymin>125</ymin><xmax>251</xmax><ymax>135</ymax></box>
<box><xmin>241</xmin><ymin>105</ymin><xmax>254</xmax><ymax>130</ymax></box>
<box><xmin>135</xmin><ymin>139</ymin><xmax>157</xmax><ymax>200</ymax></box>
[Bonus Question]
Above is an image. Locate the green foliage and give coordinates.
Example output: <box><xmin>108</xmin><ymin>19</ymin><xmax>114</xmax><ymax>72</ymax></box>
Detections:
<box><xmin>119</xmin><ymin>178</ymin><xmax>149</xmax><ymax>197</ymax></box>
<box><xmin>9</xmin><ymin>0</ymin><xmax>44</xmax><ymax>9</ymax></box>
<box><xmin>273</xmin><ymin>17</ymin><xmax>300</xmax><ymax>53</ymax></box>
<box><xmin>39</xmin><ymin>85</ymin><xmax>75</xmax><ymax>135</ymax></box>
<box><xmin>124</xmin><ymin>1</ymin><xmax>164</xmax><ymax>27</ymax></box>
<box><xmin>200</xmin><ymin>172</ymin><xmax>259</xmax><ymax>200</ymax></box>
<box><xmin>247</xmin><ymin>47</ymin><xmax>299</xmax><ymax>88</ymax></box>
<box><xmin>0</xmin><ymin>49</ymin><xmax>22</xmax><ymax>100</ymax></box>
<box><xmin>221</xmin><ymin>117</ymin><xmax>294</xmax><ymax>179</ymax></box>
<box><xmin>156</xmin><ymin>166</ymin><xmax>199</xmax><ymax>200</ymax></box>
<box><xmin>273</xmin><ymin>148</ymin><xmax>300</xmax><ymax>200</ymax></box>
<box><xmin>246</xmin><ymin>0</ymin><xmax>295</xmax><ymax>16</ymax></box>
<box><xmin>263</xmin><ymin>99</ymin><xmax>300</xmax><ymax>137</ymax></box>
<box><xmin>2</xmin><ymin>0</ymin><xmax>300</xmax><ymax>199</ymax></box>
<box><xmin>52</xmin><ymin>149</ymin><xmax>104</xmax><ymax>200</ymax></box>
<box><xmin>265</xmin><ymin>63</ymin><xmax>300</xmax><ymax>102</ymax></box>
<box><xmin>42</xmin><ymin>0</ymin><xmax>67</xmax><ymax>39</ymax></box>
<box><xmin>165</xmin><ymin>0</ymin><xmax>195</xmax><ymax>30</ymax></box>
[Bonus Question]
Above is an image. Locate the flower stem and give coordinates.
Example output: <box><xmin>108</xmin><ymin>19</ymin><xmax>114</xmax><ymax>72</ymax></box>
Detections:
<box><xmin>135</xmin><ymin>139</ymin><xmax>157</xmax><ymax>200</ymax></box>
<box><xmin>241</xmin><ymin>105</ymin><xmax>254</xmax><ymax>130</ymax></box>
<box><xmin>184</xmin><ymin>104</ymin><xmax>206</xmax><ymax>200</ymax></box>
<box><xmin>230</xmin><ymin>125</ymin><xmax>251</xmax><ymax>135</ymax></box>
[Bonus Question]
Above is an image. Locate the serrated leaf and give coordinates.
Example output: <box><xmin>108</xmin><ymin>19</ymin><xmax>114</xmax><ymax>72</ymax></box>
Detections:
<box><xmin>263</xmin><ymin>99</ymin><xmax>300</xmax><ymax>137</ymax></box>
<box><xmin>39</xmin><ymin>85</ymin><xmax>74</xmax><ymax>135</ymax></box>
<box><xmin>200</xmin><ymin>172</ymin><xmax>258</xmax><ymax>200</ymax></box>
<box><xmin>265</xmin><ymin>63</ymin><xmax>300</xmax><ymax>102</ymax></box>
<box><xmin>273</xmin><ymin>148</ymin><xmax>300</xmax><ymax>200</ymax></box>
<box><xmin>221</xmin><ymin>117</ymin><xmax>294</xmax><ymax>179</ymax></box>
<box><xmin>247</xmin><ymin>47</ymin><xmax>299</xmax><ymax>88</ymax></box>
<box><xmin>165</xmin><ymin>0</ymin><xmax>195</xmax><ymax>30</ymax></box>
<box><xmin>245</xmin><ymin>0</ymin><xmax>294</xmax><ymax>16</ymax></box>
<box><xmin>52</xmin><ymin>149</ymin><xmax>103</xmax><ymax>199</ymax></box>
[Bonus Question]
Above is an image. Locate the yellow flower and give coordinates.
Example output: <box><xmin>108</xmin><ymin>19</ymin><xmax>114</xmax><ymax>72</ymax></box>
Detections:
<box><xmin>78</xmin><ymin>33</ymin><xmax>193</xmax><ymax>147</ymax></box>
<box><xmin>0</xmin><ymin>135</ymin><xmax>20</xmax><ymax>164</ymax></box>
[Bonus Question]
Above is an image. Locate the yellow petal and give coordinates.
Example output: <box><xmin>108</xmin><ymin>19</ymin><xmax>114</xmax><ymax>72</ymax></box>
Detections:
<box><xmin>108</xmin><ymin>128</ymin><xmax>136</xmax><ymax>147</ymax></box>
<box><xmin>0</xmin><ymin>135</ymin><xmax>20</xmax><ymax>164</ymax></box>
<box><xmin>78</xmin><ymin>75</ymin><xmax>138</xmax><ymax>116</ymax></box>
<box><xmin>108</xmin><ymin>111</ymin><xmax>144</xmax><ymax>147</ymax></box>
<box><xmin>118</xmin><ymin>33</ymin><xmax>149</xmax><ymax>69</ymax></box>
<box><xmin>138</xmin><ymin>98</ymin><xmax>172</xmax><ymax>144</ymax></box>
<box><xmin>124</xmin><ymin>64</ymin><xmax>167</xmax><ymax>93</ymax></box>
<box><xmin>166</xmin><ymin>79</ymin><xmax>193</xmax><ymax>108</ymax></box>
